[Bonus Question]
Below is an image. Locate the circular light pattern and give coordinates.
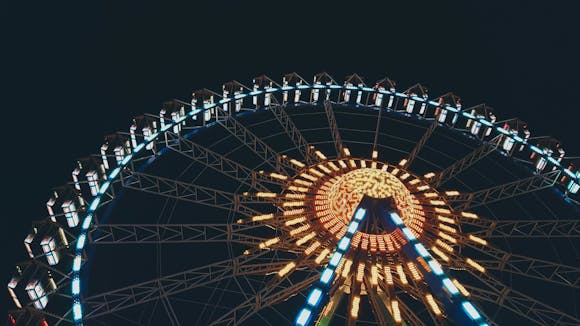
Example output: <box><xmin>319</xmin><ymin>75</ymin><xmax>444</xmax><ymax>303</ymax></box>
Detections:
<box><xmin>285</xmin><ymin>160</ymin><xmax>428</xmax><ymax>253</ymax></box>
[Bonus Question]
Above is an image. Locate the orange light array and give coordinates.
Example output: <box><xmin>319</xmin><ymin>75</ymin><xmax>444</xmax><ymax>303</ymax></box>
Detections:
<box><xmin>304</xmin><ymin>241</ymin><xmax>321</xmax><ymax>255</ymax></box>
<box><xmin>295</xmin><ymin>179</ymin><xmax>313</xmax><ymax>187</ymax></box>
<box><xmin>289</xmin><ymin>158</ymin><xmax>305</xmax><ymax>168</ymax></box>
<box><xmin>285</xmin><ymin>193</ymin><xmax>306</xmax><ymax>199</ymax></box>
<box><xmin>416</xmin><ymin>257</ymin><xmax>431</xmax><ymax>272</ymax></box>
<box><xmin>435</xmin><ymin>239</ymin><xmax>454</xmax><ymax>253</ymax></box>
<box><xmin>314</xmin><ymin>248</ymin><xmax>331</xmax><ymax>264</ymax></box>
<box><xmin>285</xmin><ymin>217</ymin><xmax>307</xmax><ymax>226</ymax></box>
<box><xmin>309</xmin><ymin>168</ymin><xmax>324</xmax><ymax>178</ymax></box>
<box><xmin>342</xmin><ymin>259</ymin><xmax>353</xmax><ymax>278</ymax></box>
<box><xmin>335</xmin><ymin>227</ymin><xmax>347</xmax><ymax>239</ymax></box>
<box><xmin>296</xmin><ymin>232</ymin><xmax>316</xmax><ymax>246</ymax></box>
<box><xmin>283</xmin><ymin>209</ymin><xmax>305</xmax><ymax>216</ymax></box>
<box><xmin>384</xmin><ymin>234</ymin><xmax>395</xmax><ymax>252</ymax></box>
<box><xmin>431</xmin><ymin>246</ymin><xmax>450</xmax><ymax>262</ymax></box>
<box><xmin>466</xmin><ymin>258</ymin><xmax>486</xmax><ymax>273</ymax></box>
<box><xmin>289</xmin><ymin>224</ymin><xmax>310</xmax><ymax>236</ymax></box>
<box><xmin>300</xmin><ymin>173</ymin><xmax>317</xmax><ymax>182</ymax></box>
<box><xmin>314</xmin><ymin>150</ymin><xmax>327</xmax><ymax>161</ymax></box>
<box><xmin>361</xmin><ymin>236</ymin><xmax>369</xmax><ymax>251</ymax></box>
<box><xmin>288</xmin><ymin>185</ymin><xmax>309</xmax><ymax>192</ymax></box>
<box><xmin>409</xmin><ymin>178</ymin><xmax>420</xmax><ymax>185</ymax></box>
<box><xmin>356</xmin><ymin>263</ymin><xmax>365</xmax><ymax>282</ymax></box>
<box><xmin>328</xmin><ymin>222</ymin><xmax>343</xmax><ymax>235</ymax></box>
<box><xmin>278</xmin><ymin>261</ymin><xmax>296</xmax><ymax>277</ymax></box>
<box><xmin>351</xmin><ymin>233</ymin><xmax>362</xmax><ymax>248</ymax></box>
<box><xmin>407</xmin><ymin>262</ymin><xmax>422</xmax><ymax>280</ymax></box>
<box><xmin>327</xmin><ymin>161</ymin><xmax>340</xmax><ymax>171</ymax></box>
<box><xmin>318</xmin><ymin>164</ymin><xmax>332</xmax><ymax>174</ymax></box>
<box><xmin>283</xmin><ymin>201</ymin><xmax>305</xmax><ymax>207</ymax></box>
<box><xmin>383</xmin><ymin>266</ymin><xmax>394</xmax><ymax>285</ymax></box>
<box><xmin>269</xmin><ymin>172</ymin><xmax>288</xmax><ymax>180</ymax></box>
<box><xmin>439</xmin><ymin>223</ymin><xmax>457</xmax><ymax>234</ymax></box>
<box><xmin>396</xmin><ymin>264</ymin><xmax>408</xmax><ymax>285</ymax></box>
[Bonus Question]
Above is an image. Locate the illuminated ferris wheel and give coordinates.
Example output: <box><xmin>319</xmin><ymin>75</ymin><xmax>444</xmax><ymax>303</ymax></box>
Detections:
<box><xmin>6</xmin><ymin>73</ymin><xmax>580</xmax><ymax>326</ymax></box>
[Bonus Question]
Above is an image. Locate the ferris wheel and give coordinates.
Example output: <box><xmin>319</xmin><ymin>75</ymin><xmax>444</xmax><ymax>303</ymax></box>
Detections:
<box><xmin>6</xmin><ymin>72</ymin><xmax>580</xmax><ymax>326</ymax></box>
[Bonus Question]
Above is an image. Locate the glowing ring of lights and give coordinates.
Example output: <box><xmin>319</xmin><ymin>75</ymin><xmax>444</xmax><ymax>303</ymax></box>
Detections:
<box><xmin>280</xmin><ymin>159</ymin><xmax>433</xmax><ymax>253</ymax></box>
<box><xmin>68</xmin><ymin>82</ymin><xmax>578</xmax><ymax>325</ymax></box>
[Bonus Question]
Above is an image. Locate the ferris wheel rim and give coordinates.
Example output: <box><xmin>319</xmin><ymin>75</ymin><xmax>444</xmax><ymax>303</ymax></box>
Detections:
<box><xmin>32</xmin><ymin>81</ymin><xmax>575</xmax><ymax>324</ymax></box>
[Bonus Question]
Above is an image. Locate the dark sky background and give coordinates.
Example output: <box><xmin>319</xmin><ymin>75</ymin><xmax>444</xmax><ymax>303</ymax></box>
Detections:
<box><xmin>1</xmin><ymin>0</ymin><xmax>579</xmax><ymax>319</ymax></box>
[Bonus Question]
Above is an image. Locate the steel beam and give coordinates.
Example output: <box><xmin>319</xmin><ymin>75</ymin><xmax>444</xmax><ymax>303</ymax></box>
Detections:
<box><xmin>466</xmin><ymin>270</ymin><xmax>580</xmax><ymax>325</ymax></box>
<box><xmin>463</xmin><ymin>218</ymin><xmax>580</xmax><ymax>238</ymax></box>
<box><xmin>323</xmin><ymin>100</ymin><xmax>344</xmax><ymax>157</ymax></box>
<box><xmin>463</xmin><ymin>242</ymin><xmax>580</xmax><ymax>288</ymax></box>
<box><xmin>165</xmin><ymin>132</ymin><xmax>274</xmax><ymax>191</ymax></box>
<box><xmin>431</xmin><ymin>135</ymin><xmax>501</xmax><ymax>187</ymax></box>
<box><xmin>404</xmin><ymin>121</ymin><xmax>437</xmax><ymax>167</ymax></box>
<box><xmin>215</xmin><ymin>109</ymin><xmax>295</xmax><ymax>173</ymax></box>
<box><xmin>448</xmin><ymin>170</ymin><xmax>561</xmax><ymax>211</ymax></box>
<box><xmin>89</xmin><ymin>223</ymin><xmax>268</xmax><ymax>246</ymax></box>
<box><xmin>363</xmin><ymin>275</ymin><xmax>394</xmax><ymax>326</ymax></box>
<box><xmin>270</xmin><ymin>105</ymin><xmax>317</xmax><ymax>164</ymax></box>
<box><xmin>82</xmin><ymin>254</ymin><xmax>294</xmax><ymax>320</ymax></box>
<box><xmin>209</xmin><ymin>273</ymin><xmax>319</xmax><ymax>325</ymax></box>
<box><xmin>120</xmin><ymin>169</ymin><xmax>264</xmax><ymax>217</ymax></box>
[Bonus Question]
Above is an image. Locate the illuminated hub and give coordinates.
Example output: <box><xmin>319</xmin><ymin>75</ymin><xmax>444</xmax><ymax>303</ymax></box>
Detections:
<box><xmin>239</xmin><ymin>148</ymin><xmax>491</xmax><ymax>324</ymax></box>
<box><xmin>282</xmin><ymin>159</ymin><xmax>435</xmax><ymax>255</ymax></box>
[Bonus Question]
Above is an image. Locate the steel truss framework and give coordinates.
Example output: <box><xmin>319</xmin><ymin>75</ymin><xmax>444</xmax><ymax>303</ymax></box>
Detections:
<box><xmin>214</xmin><ymin>108</ymin><xmax>295</xmax><ymax>174</ymax></box>
<box><xmin>120</xmin><ymin>168</ymin><xmax>264</xmax><ymax>218</ymax></box>
<box><xmin>82</xmin><ymin>253</ymin><xmax>314</xmax><ymax>320</ymax></box>
<box><xmin>430</xmin><ymin>135</ymin><xmax>502</xmax><ymax>187</ymax></box>
<box><xmin>7</xmin><ymin>74</ymin><xmax>580</xmax><ymax>326</ymax></box>
<box><xmin>448</xmin><ymin>169</ymin><xmax>562</xmax><ymax>211</ymax></box>
<box><xmin>404</xmin><ymin>119</ymin><xmax>438</xmax><ymax>168</ymax></box>
<box><xmin>89</xmin><ymin>223</ymin><xmax>268</xmax><ymax>245</ymax></box>
<box><xmin>323</xmin><ymin>100</ymin><xmax>344</xmax><ymax>157</ymax></box>
<box><xmin>163</xmin><ymin>131</ymin><xmax>274</xmax><ymax>192</ymax></box>
<box><xmin>464</xmin><ymin>218</ymin><xmax>580</xmax><ymax>238</ymax></box>
<box><xmin>459</xmin><ymin>241</ymin><xmax>580</xmax><ymax>288</ymax></box>
<box><xmin>464</xmin><ymin>269</ymin><xmax>580</xmax><ymax>326</ymax></box>
<box><xmin>270</xmin><ymin>105</ymin><xmax>318</xmax><ymax>165</ymax></box>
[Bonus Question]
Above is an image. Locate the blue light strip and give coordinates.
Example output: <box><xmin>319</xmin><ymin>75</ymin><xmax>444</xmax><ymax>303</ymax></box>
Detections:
<box><xmin>294</xmin><ymin>208</ymin><xmax>367</xmax><ymax>326</ymax></box>
<box><xmin>70</xmin><ymin>82</ymin><xmax>577</xmax><ymax>324</ymax></box>
<box><xmin>388</xmin><ymin>212</ymin><xmax>486</xmax><ymax>325</ymax></box>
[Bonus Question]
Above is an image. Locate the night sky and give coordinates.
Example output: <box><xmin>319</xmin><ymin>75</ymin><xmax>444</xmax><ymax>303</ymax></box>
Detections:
<box><xmin>2</xmin><ymin>0</ymin><xmax>579</xmax><ymax>319</ymax></box>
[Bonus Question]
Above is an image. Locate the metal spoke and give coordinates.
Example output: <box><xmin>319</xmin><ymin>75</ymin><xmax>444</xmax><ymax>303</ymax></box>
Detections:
<box><xmin>430</xmin><ymin>135</ymin><xmax>501</xmax><ymax>187</ymax></box>
<box><xmin>372</xmin><ymin>106</ymin><xmax>384</xmax><ymax>154</ymax></box>
<box><xmin>270</xmin><ymin>105</ymin><xmax>317</xmax><ymax>164</ymax></box>
<box><xmin>160</xmin><ymin>291</ymin><xmax>181</xmax><ymax>326</ymax></box>
<box><xmin>363</xmin><ymin>275</ymin><xmax>392</xmax><ymax>326</ymax></box>
<box><xmin>82</xmin><ymin>253</ymin><xmax>295</xmax><ymax>320</ymax></box>
<box><xmin>448</xmin><ymin>170</ymin><xmax>562</xmax><ymax>211</ymax></box>
<box><xmin>323</xmin><ymin>100</ymin><xmax>344</xmax><ymax>157</ymax></box>
<box><xmin>462</xmin><ymin>241</ymin><xmax>580</xmax><ymax>288</ymax></box>
<box><xmin>215</xmin><ymin>108</ymin><xmax>295</xmax><ymax>173</ymax></box>
<box><xmin>377</xmin><ymin>281</ymin><xmax>427</xmax><ymax>326</ymax></box>
<box><xmin>89</xmin><ymin>223</ymin><xmax>269</xmax><ymax>245</ymax></box>
<box><xmin>403</xmin><ymin>121</ymin><xmax>437</xmax><ymax>168</ymax></box>
<box><xmin>164</xmin><ymin>131</ymin><xmax>273</xmax><ymax>191</ymax></box>
<box><xmin>209</xmin><ymin>273</ymin><xmax>319</xmax><ymax>325</ymax></box>
<box><xmin>464</xmin><ymin>218</ymin><xmax>580</xmax><ymax>238</ymax></box>
<box><xmin>120</xmin><ymin>169</ymin><xmax>264</xmax><ymax>217</ymax></box>
<box><xmin>465</xmin><ymin>270</ymin><xmax>580</xmax><ymax>325</ymax></box>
